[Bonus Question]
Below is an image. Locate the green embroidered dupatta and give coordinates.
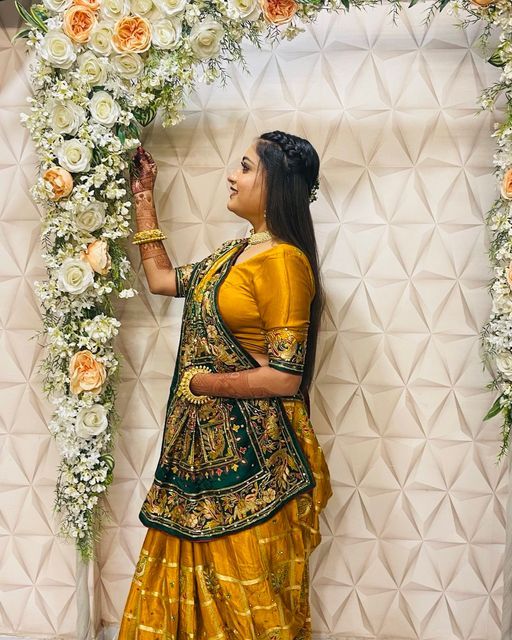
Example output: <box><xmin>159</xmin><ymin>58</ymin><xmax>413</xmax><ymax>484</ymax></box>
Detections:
<box><xmin>139</xmin><ymin>238</ymin><xmax>315</xmax><ymax>540</ymax></box>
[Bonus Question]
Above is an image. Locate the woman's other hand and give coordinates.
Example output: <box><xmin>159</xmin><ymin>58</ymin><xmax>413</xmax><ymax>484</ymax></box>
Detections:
<box><xmin>130</xmin><ymin>145</ymin><xmax>158</xmax><ymax>194</ymax></box>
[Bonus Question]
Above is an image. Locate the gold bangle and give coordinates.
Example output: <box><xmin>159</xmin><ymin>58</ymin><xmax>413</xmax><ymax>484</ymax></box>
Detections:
<box><xmin>177</xmin><ymin>366</ymin><xmax>212</xmax><ymax>405</ymax></box>
<box><xmin>132</xmin><ymin>228</ymin><xmax>167</xmax><ymax>244</ymax></box>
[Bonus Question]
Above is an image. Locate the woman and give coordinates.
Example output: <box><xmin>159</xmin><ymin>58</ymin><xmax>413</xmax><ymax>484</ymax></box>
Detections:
<box><xmin>119</xmin><ymin>131</ymin><xmax>332</xmax><ymax>640</ymax></box>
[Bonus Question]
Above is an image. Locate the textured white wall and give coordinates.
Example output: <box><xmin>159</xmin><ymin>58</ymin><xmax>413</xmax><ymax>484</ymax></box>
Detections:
<box><xmin>0</xmin><ymin>1</ymin><xmax>507</xmax><ymax>639</ymax></box>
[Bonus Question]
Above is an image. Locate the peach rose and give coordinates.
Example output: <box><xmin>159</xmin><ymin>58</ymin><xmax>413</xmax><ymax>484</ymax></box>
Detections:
<box><xmin>69</xmin><ymin>349</ymin><xmax>107</xmax><ymax>395</ymax></box>
<box><xmin>63</xmin><ymin>5</ymin><xmax>97</xmax><ymax>43</ymax></box>
<box><xmin>112</xmin><ymin>15</ymin><xmax>152</xmax><ymax>53</ymax></box>
<box><xmin>260</xmin><ymin>0</ymin><xmax>297</xmax><ymax>25</ymax></box>
<box><xmin>80</xmin><ymin>238</ymin><xmax>112</xmax><ymax>275</ymax></box>
<box><xmin>501</xmin><ymin>168</ymin><xmax>512</xmax><ymax>200</ymax></box>
<box><xmin>72</xmin><ymin>0</ymin><xmax>101</xmax><ymax>10</ymax></box>
<box><xmin>42</xmin><ymin>166</ymin><xmax>74</xmax><ymax>200</ymax></box>
<box><xmin>470</xmin><ymin>0</ymin><xmax>494</xmax><ymax>5</ymax></box>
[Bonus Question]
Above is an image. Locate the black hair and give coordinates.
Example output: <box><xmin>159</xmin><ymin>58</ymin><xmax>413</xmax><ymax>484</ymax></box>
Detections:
<box><xmin>255</xmin><ymin>130</ymin><xmax>324</xmax><ymax>396</ymax></box>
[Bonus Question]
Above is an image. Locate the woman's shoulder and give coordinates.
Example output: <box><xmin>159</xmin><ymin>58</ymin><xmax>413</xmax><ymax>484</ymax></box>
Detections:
<box><xmin>260</xmin><ymin>242</ymin><xmax>312</xmax><ymax>272</ymax></box>
<box><xmin>257</xmin><ymin>243</ymin><xmax>315</xmax><ymax>290</ymax></box>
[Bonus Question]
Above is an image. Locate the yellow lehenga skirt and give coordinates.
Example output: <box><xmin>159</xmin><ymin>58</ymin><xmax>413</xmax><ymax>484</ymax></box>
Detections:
<box><xmin>118</xmin><ymin>399</ymin><xmax>332</xmax><ymax>640</ymax></box>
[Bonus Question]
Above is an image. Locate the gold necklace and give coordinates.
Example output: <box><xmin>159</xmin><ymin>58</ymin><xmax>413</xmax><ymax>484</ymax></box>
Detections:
<box><xmin>247</xmin><ymin>230</ymin><xmax>273</xmax><ymax>245</ymax></box>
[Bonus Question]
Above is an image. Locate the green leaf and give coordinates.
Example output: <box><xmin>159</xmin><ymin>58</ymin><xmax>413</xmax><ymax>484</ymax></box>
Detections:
<box><xmin>340</xmin><ymin>0</ymin><xmax>350</xmax><ymax>9</ymax></box>
<box><xmin>117</xmin><ymin>126</ymin><xmax>126</xmax><ymax>145</ymax></box>
<box><xmin>483</xmin><ymin>394</ymin><xmax>503</xmax><ymax>421</ymax></box>
<box><xmin>132</xmin><ymin>104</ymin><xmax>157</xmax><ymax>127</ymax></box>
<box><xmin>101</xmin><ymin>454</ymin><xmax>115</xmax><ymax>471</ymax></box>
<box><xmin>438</xmin><ymin>0</ymin><xmax>452</xmax><ymax>11</ymax></box>
<box><xmin>14</xmin><ymin>0</ymin><xmax>42</xmax><ymax>30</ymax></box>
<box><xmin>11</xmin><ymin>27</ymin><xmax>32</xmax><ymax>43</ymax></box>
<box><xmin>488</xmin><ymin>49</ymin><xmax>506</xmax><ymax>68</ymax></box>
<box><xmin>29</xmin><ymin>5</ymin><xmax>48</xmax><ymax>31</ymax></box>
<box><xmin>408</xmin><ymin>0</ymin><xmax>422</xmax><ymax>6</ymax></box>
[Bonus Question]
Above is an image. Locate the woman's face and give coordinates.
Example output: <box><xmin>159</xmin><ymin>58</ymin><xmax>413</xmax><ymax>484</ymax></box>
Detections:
<box><xmin>226</xmin><ymin>142</ymin><xmax>267</xmax><ymax>224</ymax></box>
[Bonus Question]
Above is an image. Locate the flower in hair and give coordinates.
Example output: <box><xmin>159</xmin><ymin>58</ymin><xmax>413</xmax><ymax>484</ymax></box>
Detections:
<box><xmin>309</xmin><ymin>177</ymin><xmax>319</xmax><ymax>203</ymax></box>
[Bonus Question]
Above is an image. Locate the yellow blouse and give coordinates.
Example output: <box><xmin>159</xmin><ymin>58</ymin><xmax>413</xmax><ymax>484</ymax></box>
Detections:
<box><xmin>175</xmin><ymin>242</ymin><xmax>315</xmax><ymax>375</ymax></box>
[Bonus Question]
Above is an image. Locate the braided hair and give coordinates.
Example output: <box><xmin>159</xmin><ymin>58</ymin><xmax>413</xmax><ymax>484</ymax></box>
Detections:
<box><xmin>256</xmin><ymin>130</ymin><xmax>324</xmax><ymax>396</ymax></box>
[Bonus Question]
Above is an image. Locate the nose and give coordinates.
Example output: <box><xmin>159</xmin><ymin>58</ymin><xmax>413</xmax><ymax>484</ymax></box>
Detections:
<box><xmin>226</xmin><ymin>162</ymin><xmax>241</xmax><ymax>184</ymax></box>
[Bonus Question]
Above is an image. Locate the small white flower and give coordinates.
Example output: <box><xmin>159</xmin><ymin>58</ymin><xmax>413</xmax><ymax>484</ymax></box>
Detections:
<box><xmin>75</xmin><ymin>404</ymin><xmax>109</xmax><ymax>438</ymax></box>
<box><xmin>151</xmin><ymin>17</ymin><xmax>182</xmax><ymax>49</ymax></box>
<box><xmin>78</xmin><ymin>51</ymin><xmax>109</xmax><ymax>86</ymax></box>
<box><xmin>189</xmin><ymin>17</ymin><xmax>224</xmax><ymax>60</ymax></box>
<box><xmin>153</xmin><ymin>0</ymin><xmax>186</xmax><ymax>17</ymax></box>
<box><xmin>49</xmin><ymin>100</ymin><xmax>86</xmax><ymax>135</ymax></box>
<box><xmin>57</xmin><ymin>139</ymin><xmax>93</xmax><ymax>173</ymax></box>
<box><xmin>39</xmin><ymin>30</ymin><xmax>77</xmax><ymax>69</ymax></box>
<box><xmin>57</xmin><ymin>257</ymin><xmax>95</xmax><ymax>294</ymax></box>
<box><xmin>111</xmin><ymin>52</ymin><xmax>144</xmax><ymax>79</ymax></box>
<box><xmin>118</xmin><ymin>288</ymin><xmax>137</xmax><ymax>298</ymax></box>
<box><xmin>89</xmin><ymin>91</ymin><xmax>121</xmax><ymax>127</ymax></box>
<box><xmin>88</xmin><ymin>22</ymin><xmax>115</xmax><ymax>56</ymax></box>
<box><xmin>75</xmin><ymin>200</ymin><xmax>107</xmax><ymax>232</ymax></box>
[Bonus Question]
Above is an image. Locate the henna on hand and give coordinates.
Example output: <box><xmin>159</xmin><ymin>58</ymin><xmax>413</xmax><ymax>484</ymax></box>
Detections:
<box><xmin>130</xmin><ymin>146</ymin><xmax>158</xmax><ymax>194</ymax></box>
<box><xmin>190</xmin><ymin>367</ymin><xmax>301</xmax><ymax>399</ymax></box>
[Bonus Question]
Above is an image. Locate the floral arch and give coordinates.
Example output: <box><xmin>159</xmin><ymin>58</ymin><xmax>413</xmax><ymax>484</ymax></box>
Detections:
<box><xmin>12</xmin><ymin>0</ymin><xmax>509</xmax><ymax>561</ymax></box>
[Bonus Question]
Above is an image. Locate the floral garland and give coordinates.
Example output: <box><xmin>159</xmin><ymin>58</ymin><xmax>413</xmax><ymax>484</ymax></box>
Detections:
<box><xmin>12</xmin><ymin>0</ymin><xmax>506</xmax><ymax>559</ymax></box>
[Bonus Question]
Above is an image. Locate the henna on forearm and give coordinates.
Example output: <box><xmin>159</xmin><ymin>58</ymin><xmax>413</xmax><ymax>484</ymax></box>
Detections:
<box><xmin>133</xmin><ymin>189</ymin><xmax>174</xmax><ymax>271</ymax></box>
<box><xmin>134</xmin><ymin>190</ymin><xmax>158</xmax><ymax>228</ymax></box>
<box><xmin>190</xmin><ymin>367</ymin><xmax>301</xmax><ymax>399</ymax></box>
<box><xmin>138</xmin><ymin>241</ymin><xmax>173</xmax><ymax>269</ymax></box>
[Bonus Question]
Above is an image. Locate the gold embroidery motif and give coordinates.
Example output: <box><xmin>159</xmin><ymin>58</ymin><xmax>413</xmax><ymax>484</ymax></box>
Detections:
<box><xmin>135</xmin><ymin>554</ymin><xmax>148</xmax><ymax>578</ymax></box>
<box><xmin>270</xmin><ymin>565</ymin><xmax>289</xmax><ymax>594</ymax></box>
<box><xmin>265</xmin><ymin>327</ymin><xmax>308</xmax><ymax>374</ymax></box>
<box><xmin>175</xmin><ymin>263</ymin><xmax>195</xmax><ymax>298</ymax></box>
<box><xmin>203</xmin><ymin>565</ymin><xmax>221</xmax><ymax>598</ymax></box>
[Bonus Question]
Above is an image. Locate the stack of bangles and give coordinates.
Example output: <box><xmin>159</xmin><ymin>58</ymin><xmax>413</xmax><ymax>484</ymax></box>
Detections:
<box><xmin>132</xmin><ymin>228</ymin><xmax>167</xmax><ymax>245</ymax></box>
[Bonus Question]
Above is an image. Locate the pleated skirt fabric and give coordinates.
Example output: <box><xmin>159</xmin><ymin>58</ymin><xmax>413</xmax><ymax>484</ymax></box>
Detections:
<box><xmin>118</xmin><ymin>399</ymin><xmax>332</xmax><ymax>640</ymax></box>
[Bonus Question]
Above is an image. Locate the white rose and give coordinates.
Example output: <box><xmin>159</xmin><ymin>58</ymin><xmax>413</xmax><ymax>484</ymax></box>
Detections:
<box><xmin>111</xmin><ymin>52</ymin><xmax>144</xmax><ymax>79</ymax></box>
<box><xmin>227</xmin><ymin>0</ymin><xmax>261</xmax><ymax>20</ymax></box>
<box><xmin>497</xmin><ymin>352</ymin><xmax>512</xmax><ymax>378</ymax></box>
<box><xmin>492</xmin><ymin>293</ymin><xmax>512</xmax><ymax>315</ymax></box>
<box><xmin>42</xmin><ymin>0</ymin><xmax>72</xmax><ymax>12</ymax></box>
<box><xmin>75</xmin><ymin>200</ymin><xmax>107</xmax><ymax>232</ymax></box>
<box><xmin>88</xmin><ymin>23</ymin><xmax>114</xmax><ymax>55</ymax></box>
<box><xmin>100</xmin><ymin>0</ymin><xmax>129</xmax><ymax>21</ymax></box>
<box><xmin>49</xmin><ymin>100</ymin><xmax>86</xmax><ymax>135</ymax></box>
<box><xmin>39</xmin><ymin>30</ymin><xmax>77</xmax><ymax>69</ymax></box>
<box><xmin>130</xmin><ymin>0</ymin><xmax>154</xmax><ymax>15</ymax></box>
<box><xmin>57</xmin><ymin>139</ymin><xmax>93</xmax><ymax>173</ymax></box>
<box><xmin>89</xmin><ymin>91</ymin><xmax>121</xmax><ymax>127</ymax></box>
<box><xmin>189</xmin><ymin>17</ymin><xmax>224</xmax><ymax>60</ymax></box>
<box><xmin>75</xmin><ymin>404</ymin><xmax>108</xmax><ymax>438</ymax></box>
<box><xmin>78</xmin><ymin>51</ymin><xmax>109</xmax><ymax>86</ymax></box>
<box><xmin>151</xmin><ymin>18</ymin><xmax>181</xmax><ymax>49</ymax></box>
<box><xmin>153</xmin><ymin>0</ymin><xmax>186</xmax><ymax>16</ymax></box>
<box><xmin>57</xmin><ymin>258</ymin><xmax>94</xmax><ymax>294</ymax></box>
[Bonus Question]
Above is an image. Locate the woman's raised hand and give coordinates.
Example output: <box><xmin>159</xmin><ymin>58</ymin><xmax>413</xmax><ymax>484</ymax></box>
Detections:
<box><xmin>130</xmin><ymin>145</ymin><xmax>158</xmax><ymax>194</ymax></box>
